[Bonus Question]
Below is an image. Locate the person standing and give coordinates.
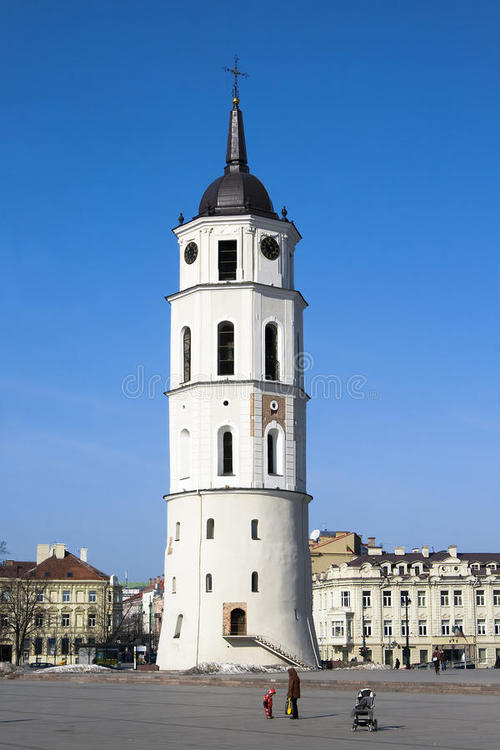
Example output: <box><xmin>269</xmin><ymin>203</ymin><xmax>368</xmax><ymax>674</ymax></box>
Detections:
<box><xmin>432</xmin><ymin>647</ymin><xmax>441</xmax><ymax>675</ymax></box>
<box><xmin>394</xmin><ymin>658</ymin><xmax>400</xmax><ymax>670</ymax></box>
<box><xmin>287</xmin><ymin>667</ymin><xmax>301</xmax><ymax>719</ymax></box>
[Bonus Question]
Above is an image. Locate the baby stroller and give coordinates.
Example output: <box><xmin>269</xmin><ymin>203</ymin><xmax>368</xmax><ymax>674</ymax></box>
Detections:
<box><xmin>351</xmin><ymin>688</ymin><xmax>377</xmax><ymax>731</ymax></box>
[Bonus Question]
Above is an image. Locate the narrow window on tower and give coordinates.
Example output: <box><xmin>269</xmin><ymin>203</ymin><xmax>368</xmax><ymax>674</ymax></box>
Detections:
<box><xmin>265</xmin><ymin>323</ymin><xmax>279</xmax><ymax>380</ymax></box>
<box><xmin>179</xmin><ymin>429</ymin><xmax>190</xmax><ymax>479</ymax></box>
<box><xmin>217</xmin><ymin>322</ymin><xmax>234</xmax><ymax>375</ymax></box>
<box><xmin>218</xmin><ymin>240</ymin><xmax>237</xmax><ymax>281</ymax></box>
<box><xmin>267</xmin><ymin>432</ymin><xmax>275</xmax><ymax>474</ymax></box>
<box><xmin>251</xmin><ymin>571</ymin><xmax>259</xmax><ymax>592</ymax></box>
<box><xmin>266</xmin><ymin>428</ymin><xmax>284</xmax><ymax>476</ymax></box>
<box><xmin>175</xmin><ymin>522</ymin><xmax>180</xmax><ymax>541</ymax></box>
<box><xmin>205</xmin><ymin>574</ymin><xmax>213</xmax><ymax>593</ymax></box>
<box><xmin>182</xmin><ymin>327</ymin><xmax>191</xmax><ymax>383</ymax></box>
<box><xmin>251</xmin><ymin>519</ymin><xmax>259</xmax><ymax>539</ymax></box>
<box><xmin>172</xmin><ymin>577</ymin><xmax>176</xmax><ymax>594</ymax></box>
<box><xmin>173</xmin><ymin>614</ymin><xmax>183</xmax><ymax>638</ymax></box>
<box><xmin>222</xmin><ymin>431</ymin><xmax>233</xmax><ymax>475</ymax></box>
<box><xmin>206</xmin><ymin>518</ymin><xmax>215</xmax><ymax>539</ymax></box>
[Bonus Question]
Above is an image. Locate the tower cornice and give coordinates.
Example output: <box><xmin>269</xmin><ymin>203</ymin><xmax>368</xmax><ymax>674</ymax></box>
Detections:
<box><xmin>164</xmin><ymin>378</ymin><xmax>310</xmax><ymax>401</ymax></box>
<box><xmin>172</xmin><ymin>212</ymin><xmax>302</xmax><ymax>242</ymax></box>
<box><xmin>165</xmin><ymin>280</ymin><xmax>308</xmax><ymax>308</ymax></box>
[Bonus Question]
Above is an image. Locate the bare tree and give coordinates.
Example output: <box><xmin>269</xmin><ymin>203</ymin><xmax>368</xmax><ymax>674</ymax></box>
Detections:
<box><xmin>0</xmin><ymin>541</ymin><xmax>7</xmax><ymax>565</ymax></box>
<box><xmin>0</xmin><ymin>577</ymin><xmax>45</xmax><ymax>664</ymax></box>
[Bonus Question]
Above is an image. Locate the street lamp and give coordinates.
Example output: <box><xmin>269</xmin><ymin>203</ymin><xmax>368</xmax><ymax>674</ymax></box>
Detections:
<box><xmin>402</xmin><ymin>594</ymin><xmax>411</xmax><ymax>669</ymax></box>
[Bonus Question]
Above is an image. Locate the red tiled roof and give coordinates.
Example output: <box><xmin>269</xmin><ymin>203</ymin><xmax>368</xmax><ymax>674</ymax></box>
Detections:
<box><xmin>30</xmin><ymin>551</ymin><xmax>109</xmax><ymax>580</ymax></box>
<box><xmin>0</xmin><ymin>561</ymin><xmax>36</xmax><ymax>579</ymax></box>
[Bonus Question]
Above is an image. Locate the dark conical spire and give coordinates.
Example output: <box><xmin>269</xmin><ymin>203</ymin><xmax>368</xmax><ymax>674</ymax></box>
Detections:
<box><xmin>224</xmin><ymin>101</ymin><xmax>249</xmax><ymax>174</ymax></box>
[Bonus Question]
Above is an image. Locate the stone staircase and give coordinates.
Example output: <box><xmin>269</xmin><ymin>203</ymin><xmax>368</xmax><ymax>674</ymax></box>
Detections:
<box><xmin>253</xmin><ymin>634</ymin><xmax>315</xmax><ymax>670</ymax></box>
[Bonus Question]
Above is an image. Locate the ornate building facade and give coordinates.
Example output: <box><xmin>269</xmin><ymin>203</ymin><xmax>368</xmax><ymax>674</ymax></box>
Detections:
<box><xmin>313</xmin><ymin>544</ymin><xmax>500</xmax><ymax>668</ymax></box>
<box><xmin>0</xmin><ymin>543</ymin><xmax>122</xmax><ymax>665</ymax></box>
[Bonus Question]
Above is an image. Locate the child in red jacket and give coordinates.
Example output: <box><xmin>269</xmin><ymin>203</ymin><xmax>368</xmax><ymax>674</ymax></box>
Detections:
<box><xmin>263</xmin><ymin>688</ymin><xmax>276</xmax><ymax>718</ymax></box>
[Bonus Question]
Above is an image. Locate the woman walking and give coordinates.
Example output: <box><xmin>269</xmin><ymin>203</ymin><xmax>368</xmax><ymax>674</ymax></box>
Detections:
<box><xmin>287</xmin><ymin>667</ymin><xmax>301</xmax><ymax>720</ymax></box>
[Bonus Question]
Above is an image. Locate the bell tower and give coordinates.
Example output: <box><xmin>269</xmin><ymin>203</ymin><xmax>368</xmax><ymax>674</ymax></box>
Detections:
<box><xmin>156</xmin><ymin>86</ymin><xmax>319</xmax><ymax>670</ymax></box>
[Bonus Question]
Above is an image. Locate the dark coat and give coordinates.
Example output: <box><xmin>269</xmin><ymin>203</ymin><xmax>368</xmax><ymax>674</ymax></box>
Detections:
<box><xmin>287</xmin><ymin>668</ymin><xmax>300</xmax><ymax>699</ymax></box>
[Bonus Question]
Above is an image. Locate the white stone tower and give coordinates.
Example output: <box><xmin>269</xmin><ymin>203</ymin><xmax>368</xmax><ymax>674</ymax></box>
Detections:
<box><xmin>156</xmin><ymin>89</ymin><xmax>319</xmax><ymax>670</ymax></box>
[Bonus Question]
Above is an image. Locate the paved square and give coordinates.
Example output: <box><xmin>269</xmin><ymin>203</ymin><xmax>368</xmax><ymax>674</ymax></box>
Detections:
<box><xmin>1</xmin><ymin>680</ymin><xmax>498</xmax><ymax>749</ymax></box>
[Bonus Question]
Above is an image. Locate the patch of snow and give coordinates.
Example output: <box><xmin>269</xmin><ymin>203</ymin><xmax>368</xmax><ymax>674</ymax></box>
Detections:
<box><xmin>185</xmin><ymin>663</ymin><xmax>292</xmax><ymax>674</ymax></box>
<box><xmin>35</xmin><ymin>664</ymin><xmax>112</xmax><ymax>674</ymax></box>
<box><xmin>344</xmin><ymin>662</ymin><xmax>391</xmax><ymax>670</ymax></box>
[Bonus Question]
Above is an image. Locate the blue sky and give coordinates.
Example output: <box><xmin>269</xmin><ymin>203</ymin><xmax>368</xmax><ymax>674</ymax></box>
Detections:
<box><xmin>1</xmin><ymin>0</ymin><xmax>499</xmax><ymax>579</ymax></box>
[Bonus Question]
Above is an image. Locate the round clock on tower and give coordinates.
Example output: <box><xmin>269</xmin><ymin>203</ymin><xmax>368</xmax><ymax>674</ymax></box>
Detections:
<box><xmin>156</xmin><ymin>83</ymin><xmax>319</xmax><ymax>671</ymax></box>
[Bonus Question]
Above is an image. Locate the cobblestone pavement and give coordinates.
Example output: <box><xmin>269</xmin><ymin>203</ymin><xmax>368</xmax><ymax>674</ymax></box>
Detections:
<box><xmin>1</xmin><ymin>680</ymin><xmax>499</xmax><ymax>750</ymax></box>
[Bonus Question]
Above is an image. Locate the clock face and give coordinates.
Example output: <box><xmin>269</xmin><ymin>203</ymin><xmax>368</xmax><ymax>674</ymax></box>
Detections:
<box><xmin>184</xmin><ymin>241</ymin><xmax>198</xmax><ymax>265</ymax></box>
<box><xmin>260</xmin><ymin>235</ymin><xmax>280</xmax><ymax>260</ymax></box>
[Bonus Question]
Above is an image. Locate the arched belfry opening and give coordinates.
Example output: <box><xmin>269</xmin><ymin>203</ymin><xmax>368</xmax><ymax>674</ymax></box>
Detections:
<box><xmin>230</xmin><ymin>607</ymin><xmax>246</xmax><ymax>635</ymax></box>
<box><xmin>265</xmin><ymin>323</ymin><xmax>279</xmax><ymax>381</ymax></box>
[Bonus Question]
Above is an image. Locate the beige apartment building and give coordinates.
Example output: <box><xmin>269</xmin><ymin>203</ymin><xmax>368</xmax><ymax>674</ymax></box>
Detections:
<box><xmin>312</xmin><ymin>543</ymin><xmax>500</xmax><ymax>668</ymax></box>
<box><xmin>0</xmin><ymin>543</ymin><xmax>122</xmax><ymax>665</ymax></box>
<box><xmin>309</xmin><ymin>530</ymin><xmax>367</xmax><ymax>574</ymax></box>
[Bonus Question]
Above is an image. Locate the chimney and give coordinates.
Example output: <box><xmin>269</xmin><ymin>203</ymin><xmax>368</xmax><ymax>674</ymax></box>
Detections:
<box><xmin>367</xmin><ymin>546</ymin><xmax>383</xmax><ymax>556</ymax></box>
<box><xmin>80</xmin><ymin>548</ymin><xmax>88</xmax><ymax>563</ymax></box>
<box><xmin>394</xmin><ymin>546</ymin><xmax>405</xmax><ymax>556</ymax></box>
<box><xmin>367</xmin><ymin>537</ymin><xmax>376</xmax><ymax>547</ymax></box>
<box><xmin>36</xmin><ymin>544</ymin><xmax>51</xmax><ymax>565</ymax></box>
<box><xmin>421</xmin><ymin>546</ymin><xmax>430</xmax><ymax>558</ymax></box>
<box><xmin>412</xmin><ymin>548</ymin><xmax>420</xmax><ymax>554</ymax></box>
<box><xmin>448</xmin><ymin>545</ymin><xmax>457</xmax><ymax>558</ymax></box>
<box><xmin>53</xmin><ymin>543</ymin><xmax>66</xmax><ymax>560</ymax></box>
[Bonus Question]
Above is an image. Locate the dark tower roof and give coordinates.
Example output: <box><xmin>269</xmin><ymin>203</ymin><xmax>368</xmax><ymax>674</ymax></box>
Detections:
<box><xmin>197</xmin><ymin>99</ymin><xmax>278</xmax><ymax>220</ymax></box>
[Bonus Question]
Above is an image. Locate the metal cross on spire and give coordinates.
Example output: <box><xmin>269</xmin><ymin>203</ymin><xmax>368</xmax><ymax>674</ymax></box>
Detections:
<box><xmin>223</xmin><ymin>55</ymin><xmax>249</xmax><ymax>105</ymax></box>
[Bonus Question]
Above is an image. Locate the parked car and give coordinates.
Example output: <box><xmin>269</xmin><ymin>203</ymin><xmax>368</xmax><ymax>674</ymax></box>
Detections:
<box><xmin>29</xmin><ymin>662</ymin><xmax>53</xmax><ymax>669</ymax></box>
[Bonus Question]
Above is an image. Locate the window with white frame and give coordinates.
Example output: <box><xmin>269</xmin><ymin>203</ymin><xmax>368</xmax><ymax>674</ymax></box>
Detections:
<box><xmin>414</xmin><ymin>565</ymin><xmax>420</xmax><ymax>575</ymax></box>
<box><xmin>476</xmin><ymin>589</ymin><xmax>485</xmax><ymax>606</ymax></box>
<box><xmin>417</xmin><ymin>590</ymin><xmax>426</xmax><ymax>607</ymax></box>
<box><xmin>61</xmin><ymin>613</ymin><xmax>70</xmax><ymax>627</ymax></box>
<box><xmin>493</xmin><ymin>590</ymin><xmax>500</xmax><ymax>606</ymax></box>
<box><xmin>362</xmin><ymin>590</ymin><xmax>371</xmax><ymax>608</ymax></box>
<box><xmin>341</xmin><ymin>591</ymin><xmax>350</xmax><ymax>607</ymax></box>
<box><xmin>477</xmin><ymin>619</ymin><xmax>486</xmax><ymax>635</ymax></box>
<box><xmin>453</xmin><ymin>590</ymin><xmax>463</xmax><ymax>606</ymax></box>
<box><xmin>383</xmin><ymin>590</ymin><xmax>392</xmax><ymax>607</ymax></box>
<box><xmin>440</xmin><ymin>590</ymin><xmax>449</xmax><ymax>606</ymax></box>
<box><xmin>401</xmin><ymin>621</ymin><xmax>408</xmax><ymax>636</ymax></box>
<box><xmin>418</xmin><ymin>620</ymin><xmax>427</xmax><ymax>636</ymax></box>
<box><xmin>400</xmin><ymin>590</ymin><xmax>409</xmax><ymax>606</ymax></box>
<box><xmin>441</xmin><ymin>620</ymin><xmax>450</xmax><ymax>635</ymax></box>
<box><xmin>363</xmin><ymin>620</ymin><xmax>372</xmax><ymax>637</ymax></box>
<box><xmin>494</xmin><ymin>619</ymin><xmax>500</xmax><ymax>636</ymax></box>
<box><xmin>383</xmin><ymin>620</ymin><xmax>392</xmax><ymax>636</ymax></box>
<box><xmin>62</xmin><ymin>590</ymin><xmax>70</xmax><ymax>603</ymax></box>
<box><xmin>88</xmin><ymin>614</ymin><xmax>96</xmax><ymax>627</ymax></box>
<box><xmin>331</xmin><ymin>621</ymin><xmax>344</xmax><ymax>637</ymax></box>
<box><xmin>89</xmin><ymin>590</ymin><xmax>96</xmax><ymax>603</ymax></box>
<box><xmin>36</xmin><ymin>592</ymin><xmax>44</xmax><ymax>602</ymax></box>
<box><xmin>478</xmin><ymin>647</ymin><xmax>487</xmax><ymax>664</ymax></box>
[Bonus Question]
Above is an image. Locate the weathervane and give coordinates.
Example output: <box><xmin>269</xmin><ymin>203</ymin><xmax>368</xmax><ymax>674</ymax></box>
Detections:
<box><xmin>223</xmin><ymin>55</ymin><xmax>249</xmax><ymax>105</ymax></box>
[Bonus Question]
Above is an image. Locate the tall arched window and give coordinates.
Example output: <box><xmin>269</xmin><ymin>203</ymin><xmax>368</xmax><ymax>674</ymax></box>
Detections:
<box><xmin>267</xmin><ymin>432</ymin><xmax>275</xmax><ymax>474</ymax></box>
<box><xmin>218</xmin><ymin>322</ymin><xmax>234</xmax><ymax>376</ymax></box>
<box><xmin>222</xmin><ymin>431</ymin><xmax>233</xmax><ymax>475</ymax></box>
<box><xmin>266</xmin><ymin>428</ymin><xmax>284</xmax><ymax>475</ymax></box>
<box><xmin>251</xmin><ymin>519</ymin><xmax>259</xmax><ymax>540</ymax></box>
<box><xmin>206</xmin><ymin>518</ymin><xmax>214</xmax><ymax>539</ymax></box>
<box><xmin>179</xmin><ymin>429</ymin><xmax>190</xmax><ymax>479</ymax></box>
<box><xmin>172</xmin><ymin>577</ymin><xmax>176</xmax><ymax>594</ymax></box>
<box><xmin>182</xmin><ymin>327</ymin><xmax>191</xmax><ymax>383</ymax></box>
<box><xmin>205</xmin><ymin>574</ymin><xmax>213</xmax><ymax>592</ymax></box>
<box><xmin>251</xmin><ymin>571</ymin><xmax>259</xmax><ymax>592</ymax></box>
<box><xmin>173</xmin><ymin>614</ymin><xmax>183</xmax><ymax>638</ymax></box>
<box><xmin>175</xmin><ymin>522</ymin><xmax>180</xmax><ymax>541</ymax></box>
<box><xmin>265</xmin><ymin>323</ymin><xmax>279</xmax><ymax>380</ymax></box>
